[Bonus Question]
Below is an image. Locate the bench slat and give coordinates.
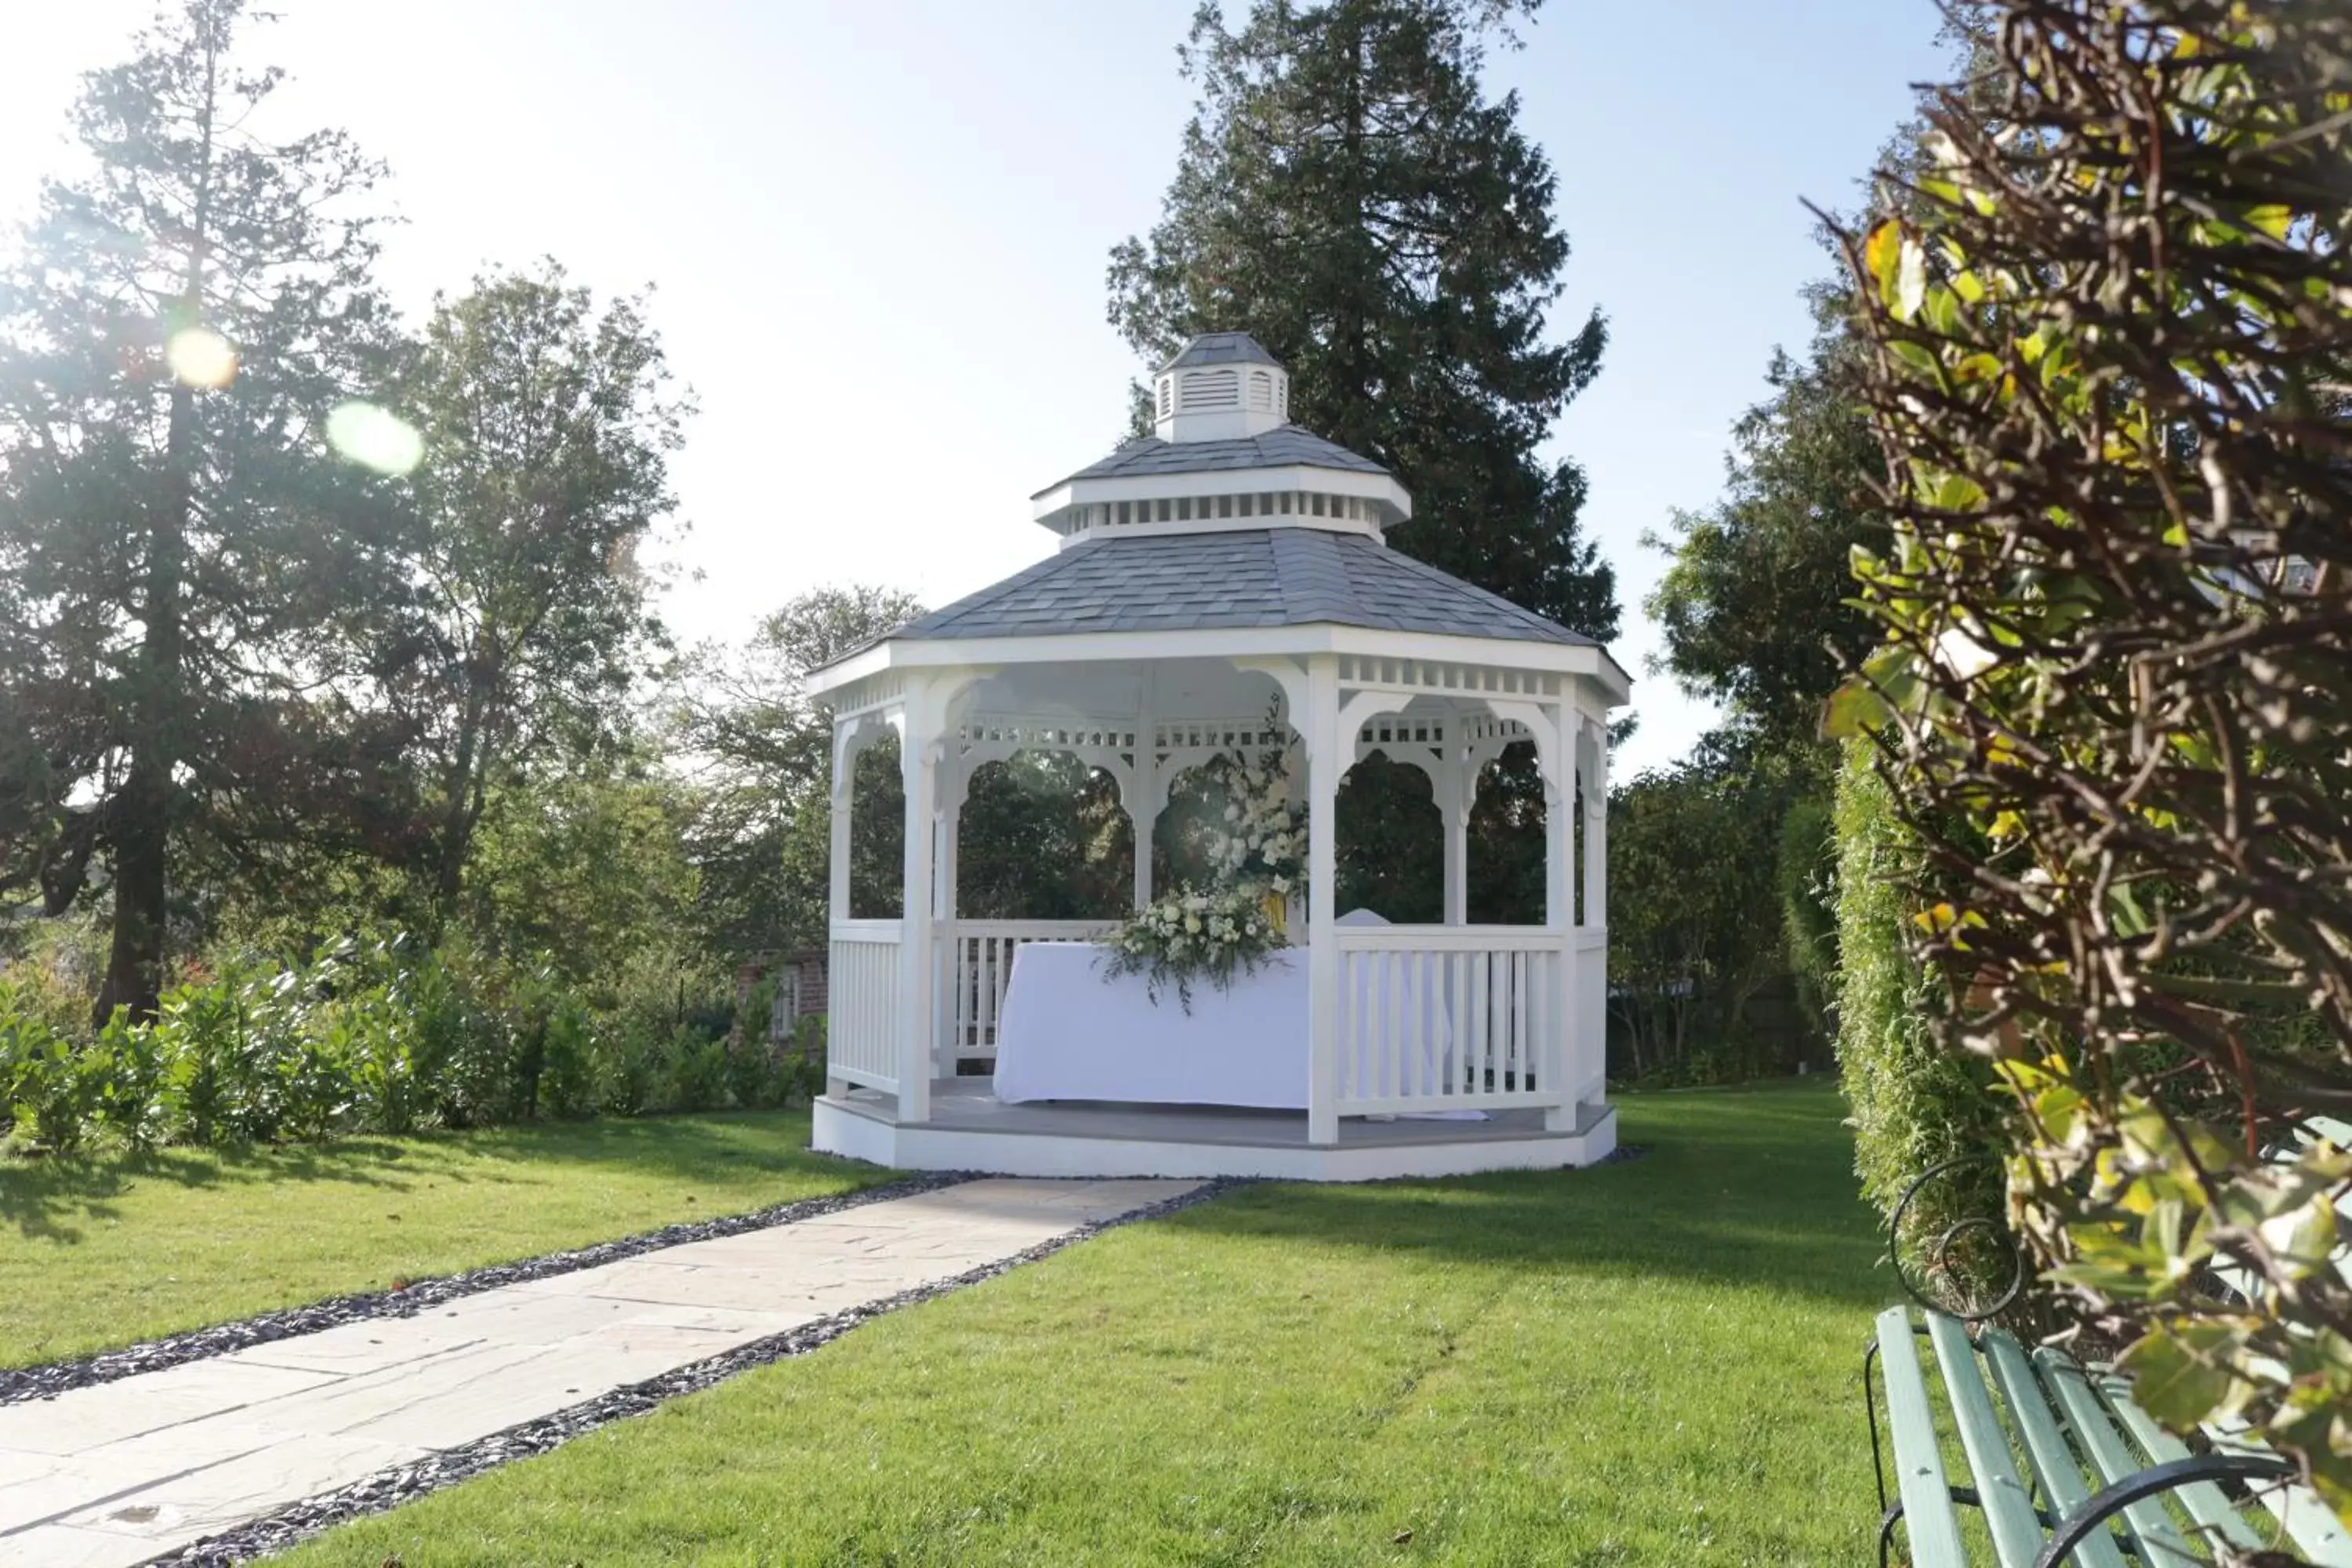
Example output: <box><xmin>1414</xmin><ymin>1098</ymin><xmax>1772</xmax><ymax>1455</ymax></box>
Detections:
<box><xmin>2035</xmin><ymin>1349</ymin><xmax>2199</xmax><ymax>1564</ymax></box>
<box><xmin>1877</xmin><ymin>1306</ymin><xmax>1969</xmax><ymax>1568</ymax></box>
<box><xmin>1980</xmin><ymin>1329</ymin><xmax>2129</xmax><ymax>1568</ymax></box>
<box><xmin>2209</xmin><ymin>1420</ymin><xmax>2352</xmax><ymax>1567</ymax></box>
<box><xmin>1926</xmin><ymin>1312</ymin><xmax>2047</xmax><ymax>1568</ymax></box>
<box><xmin>2093</xmin><ymin>1374</ymin><xmax>2266</xmax><ymax>1555</ymax></box>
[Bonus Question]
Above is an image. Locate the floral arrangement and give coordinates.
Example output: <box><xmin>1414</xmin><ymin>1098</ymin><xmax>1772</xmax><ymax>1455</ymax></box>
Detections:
<box><xmin>1099</xmin><ymin>709</ymin><xmax>1305</xmax><ymax>1009</ymax></box>
<box><xmin>1099</xmin><ymin>885</ymin><xmax>1283</xmax><ymax>1011</ymax></box>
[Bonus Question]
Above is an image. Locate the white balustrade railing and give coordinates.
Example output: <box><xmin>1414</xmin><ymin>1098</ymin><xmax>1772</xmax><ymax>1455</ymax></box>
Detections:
<box><xmin>1334</xmin><ymin>926</ymin><xmax>1570</xmax><ymax>1115</ymax></box>
<box><xmin>828</xmin><ymin>920</ymin><xmax>903</xmax><ymax>1091</ymax></box>
<box><xmin>945</xmin><ymin>920</ymin><xmax>1118</xmax><ymax>1066</ymax></box>
<box><xmin>1574</xmin><ymin>927</ymin><xmax>1607</xmax><ymax>1103</ymax></box>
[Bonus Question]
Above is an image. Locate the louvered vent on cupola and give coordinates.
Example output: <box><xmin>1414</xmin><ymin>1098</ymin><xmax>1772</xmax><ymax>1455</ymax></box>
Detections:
<box><xmin>1154</xmin><ymin>331</ymin><xmax>1290</xmax><ymax>443</ymax></box>
<box><xmin>1181</xmin><ymin>367</ymin><xmax>1240</xmax><ymax>410</ymax></box>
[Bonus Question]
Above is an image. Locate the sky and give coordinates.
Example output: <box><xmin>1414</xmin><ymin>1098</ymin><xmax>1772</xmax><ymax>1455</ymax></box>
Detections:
<box><xmin>1</xmin><ymin>1</ymin><xmax>1950</xmax><ymax>780</ymax></box>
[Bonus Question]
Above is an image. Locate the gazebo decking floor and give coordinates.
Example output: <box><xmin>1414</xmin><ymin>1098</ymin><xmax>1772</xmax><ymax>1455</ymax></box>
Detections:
<box><xmin>813</xmin><ymin>1077</ymin><xmax>1617</xmax><ymax>1182</ymax></box>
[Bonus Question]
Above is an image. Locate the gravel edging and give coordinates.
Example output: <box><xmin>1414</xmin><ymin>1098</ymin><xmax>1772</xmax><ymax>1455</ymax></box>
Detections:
<box><xmin>146</xmin><ymin>1178</ymin><xmax>1238</xmax><ymax>1567</ymax></box>
<box><xmin>0</xmin><ymin>1170</ymin><xmax>970</xmax><ymax>1408</ymax></box>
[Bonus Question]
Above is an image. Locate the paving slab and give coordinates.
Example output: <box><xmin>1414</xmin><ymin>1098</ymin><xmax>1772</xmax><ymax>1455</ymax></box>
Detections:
<box><xmin>0</xmin><ymin>1175</ymin><xmax>1197</xmax><ymax>1567</ymax></box>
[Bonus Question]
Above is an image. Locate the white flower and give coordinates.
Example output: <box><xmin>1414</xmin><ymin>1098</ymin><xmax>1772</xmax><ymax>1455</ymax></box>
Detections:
<box><xmin>1185</xmin><ymin>915</ymin><xmax>1202</xmax><ymax>933</ymax></box>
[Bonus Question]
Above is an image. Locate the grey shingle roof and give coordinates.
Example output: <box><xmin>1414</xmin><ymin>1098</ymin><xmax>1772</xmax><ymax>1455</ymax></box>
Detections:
<box><xmin>890</xmin><ymin>530</ymin><xmax>1595</xmax><ymax>647</ymax></box>
<box><xmin>1161</xmin><ymin>332</ymin><xmax>1282</xmax><ymax>371</ymax></box>
<box><xmin>1040</xmin><ymin>426</ymin><xmax>1390</xmax><ymax>494</ymax></box>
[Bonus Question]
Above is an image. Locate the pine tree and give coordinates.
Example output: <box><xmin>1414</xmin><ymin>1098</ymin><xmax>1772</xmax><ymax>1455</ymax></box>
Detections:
<box><xmin>1109</xmin><ymin>0</ymin><xmax>1616</xmax><ymax>637</ymax></box>
<box><xmin>0</xmin><ymin>0</ymin><xmax>412</xmax><ymax>1020</ymax></box>
<box><xmin>1112</xmin><ymin>0</ymin><xmax>1615</xmax><ymax>923</ymax></box>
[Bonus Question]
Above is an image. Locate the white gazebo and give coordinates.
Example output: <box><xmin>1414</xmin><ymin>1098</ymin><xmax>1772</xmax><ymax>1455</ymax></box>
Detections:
<box><xmin>807</xmin><ymin>332</ymin><xmax>1628</xmax><ymax>1181</ymax></box>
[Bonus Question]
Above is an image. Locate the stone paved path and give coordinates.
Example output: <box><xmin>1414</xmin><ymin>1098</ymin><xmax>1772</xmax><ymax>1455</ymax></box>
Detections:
<box><xmin>0</xmin><ymin>1177</ymin><xmax>1197</xmax><ymax>1567</ymax></box>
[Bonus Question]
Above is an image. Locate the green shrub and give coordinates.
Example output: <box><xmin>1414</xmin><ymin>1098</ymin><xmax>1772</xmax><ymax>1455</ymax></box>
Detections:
<box><xmin>156</xmin><ymin>979</ymin><xmax>241</xmax><ymax>1144</ymax></box>
<box><xmin>666</xmin><ymin>1029</ymin><xmax>730</xmax><ymax>1112</ymax></box>
<box><xmin>412</xmin><ymin>950</ymin><xmax>521</xmax><ymax>1128</ymax></box>
<box><xmin>3</xmin><ymin>935</ymin><xmax>807</xmax><ymax>1152</ymax></box>
<box><xmin>1777</xmin><ymin>795</ymin><xmax>1837</xmax><ymax>1048</ymax></box>
<box><xmin>1831</xmin><ymin>743</ymin><xmax>2005</xmax><ymax>1292</ymax></box>
<box><xmin>0</xmin><ymin>985</ymin><xmax>103</xmax><ymax>1153</ymax></box>
<box><xmin>91</xmin><ymin>1007</ymin><xmax>165</xmax><ymax>1150</ymax></box>
<box><xmin>17</xmin><ymin>1037</ymin><xmax>104</xmax><ymax>1155</ymax></box>
<box><xmin>590</xmin><ymin>1020</ymin><xmax>665</xmax><ymax>1117</ymax></box>
<box><xmin>336</xmin><ymin>954</ymin><xmax>425</xmax><ymax>1136</ymax></box>
<box><xmin>536</xmin><ymin>996</ymin><xmax>597</xmax><ymax>1120</ymax></box>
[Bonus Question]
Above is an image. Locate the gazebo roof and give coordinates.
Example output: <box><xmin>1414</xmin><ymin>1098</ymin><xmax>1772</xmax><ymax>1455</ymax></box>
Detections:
<box><xmin>1159</xmin><ymin>330</ymin><xmax>1284</xmax><ymax>370</ymax></box>
<box><xmin>1040</xmin><ymin>426</ymin><xmax>1389</xmax><ymax>495</ymax></box>
<box><xmin>890</xmin><ymin>528</ymin><xmax>1598</xmax><ymax>647</ymax></box>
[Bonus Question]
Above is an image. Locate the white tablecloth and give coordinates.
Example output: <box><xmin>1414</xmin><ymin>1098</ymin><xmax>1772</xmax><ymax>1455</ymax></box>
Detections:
<box><xmin>992</xmin><ymin>942</ymin><xmax>1462</xmax><ymax>1112</ymax></box>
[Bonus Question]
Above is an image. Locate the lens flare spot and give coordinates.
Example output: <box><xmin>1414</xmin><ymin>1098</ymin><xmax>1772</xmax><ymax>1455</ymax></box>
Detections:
<box><xmin>165</xmin><ymin>326</ymin><xmax>237</xmax><ymax>389</ymax></box>
<box><xmin>325</xmin><ymin>401</ymin><xmax>423</xmax><ymax>476</ymax></box>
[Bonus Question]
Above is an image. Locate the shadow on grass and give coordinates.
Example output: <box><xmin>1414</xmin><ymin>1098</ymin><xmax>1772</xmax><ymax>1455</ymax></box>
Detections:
<box><xmin>0</xmin><ymin>1107</ymin><xmax>832</xmax><ymax>1246</ymax></box>
<box><xmin>1161</xmin><ymin>1078</ymin><xmax>1889</xmax><ymax>1308</ymax></box>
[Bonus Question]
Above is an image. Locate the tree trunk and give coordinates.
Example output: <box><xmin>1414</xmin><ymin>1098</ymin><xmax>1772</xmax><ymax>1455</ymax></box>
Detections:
<box><xmin>96</xmin><ymin>380</ymin><xmax>194</xmax><ymax>1027</ymax></box>
<box><xmin>96</xmin><ymin>31</ymin><xmax>216</xmax><ymax>1028</ymax></box>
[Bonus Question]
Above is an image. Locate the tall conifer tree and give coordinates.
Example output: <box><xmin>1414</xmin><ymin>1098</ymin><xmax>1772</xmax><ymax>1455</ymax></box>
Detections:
<box><xmin>0</xmin><ymin>0</ymin><xmax>411</xmax><ymax>1020</ymax></box>
<box><xmin>1112</xmin><ymin>0</ymin><xmax>1614</xmax><ymax>921</ymax></box>
<box><xmin>1109</xmin><ymin>0</ymin><xmax>1616</xmax><ymax>637</ymax></box>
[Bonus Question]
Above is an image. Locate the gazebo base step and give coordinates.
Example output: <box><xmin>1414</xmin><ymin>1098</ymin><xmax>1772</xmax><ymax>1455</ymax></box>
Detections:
<box><xmin>812</xmin><ymin>1078</ymin><xmax>1616</xmax><ymax>1181</ymax></box>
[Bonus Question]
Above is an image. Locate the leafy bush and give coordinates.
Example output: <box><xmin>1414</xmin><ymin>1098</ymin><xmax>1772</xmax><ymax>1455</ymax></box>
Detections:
<box><xmin>666</xmin><ymin>1030</ymin><xmax>731</xmax><ymax>1113</ymax></box>
<box><xmin>1830</xmin><ymin>0</ymin><xmax>2352</xmax><ymax>1500</ymax></box>
<box><xmin>1776</xmin><ymin>795</ymin><xmax>1837</xmax><ymax>1046</ymax></box>
<box><xmin>1831</xmin><ymin>743</ymin><xmax>2004</xmax><ymax>1270</ymax></box>
<box><xmin>535</xmin><ymin>996</ymin><xmax>597</xmax><ymax>1120</ymax></box>
<box><xmin>91</xmin><ymin>1007</ymin><xmax>165</xmax><ymax>1151</ymax></box>
<box><xmin>0</xmin><ymin>990</ymin><xmax>103</xmax><ymax>1153</ymax></box>
<box><xmin>590</xmin><ymin>1023</ymin><xmax>665</xmax><ymax>1118</ymax></box>
<box><xmin>1607</xmin><ymin>749</ymin><xmax>1820</xmax><ymax>1083</ymax></box>
<box><xmin>0</xmin><ymin>935</ymin><xmax>808</xmax><ymax>1157</ymax></box>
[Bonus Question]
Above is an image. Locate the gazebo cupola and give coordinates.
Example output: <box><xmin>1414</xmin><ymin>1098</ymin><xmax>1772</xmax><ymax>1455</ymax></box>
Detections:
<box><xmin>1030</xmin><ymin>332</ymin><xmax>1414</xmax><ymax>546</ymax></box>
<box><xmin>1155</xmin><ymin>330</ymin><xmax>1288</xmax><ymax>440</ymax></box>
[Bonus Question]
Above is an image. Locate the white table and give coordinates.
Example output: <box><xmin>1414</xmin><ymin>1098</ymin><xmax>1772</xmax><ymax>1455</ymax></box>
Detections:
<box><xmin>992</xmin><ymin>942</ymin><xmax>1468</xmax><ymax>1112</ymax></box>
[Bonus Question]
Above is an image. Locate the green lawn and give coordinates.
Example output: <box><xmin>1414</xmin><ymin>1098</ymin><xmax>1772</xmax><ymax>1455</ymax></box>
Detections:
<box><xmin>278</xmin><ymin>1080</ymin><xmax>1891</xmax><ymax>1566</ymax></box>
<box><xmin>0</xmin><ymin>1109</ymin><xmax>892</xmax><ymax>1368</ymax></box>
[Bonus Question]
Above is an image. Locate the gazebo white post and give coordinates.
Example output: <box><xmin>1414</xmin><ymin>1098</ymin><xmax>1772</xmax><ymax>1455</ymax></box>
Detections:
<box><xmin>1542</xmin><ymin>701</ymin><xmax>1577</xmax><ymax>1131</ymax></box>
<box><xmin>932</xmin><ymin>750</ymin><xmax>965</xmax><ymax>1080</ymax></box>
<box><xmin>895</xmin><ymin>680</ymin><xmax>942</xmax><ymax>1125</ymax></box>
<box><xmin>1440</xmin><ymin>720</ymin><xmax>1471</xmax><ymax>925</ymax></box>
<box><xmin>825</xmin><ymin>717</ymin><xmax>857</xmax><ymax>1101</ymax></box>
<box><xmin>1584</xmin><ymin>708</ymin><xmax>1609</xmax><ymax>931</ymax></box>
<box><xmin>1129</xmin><ymin>701</ymin><xmax>1156</xmax><ymax>910</ymax></box>
<box><xmin>1301</xmin><ymin>655</ymin><xmax>1342</xmax><ymax>1146</ymax></box>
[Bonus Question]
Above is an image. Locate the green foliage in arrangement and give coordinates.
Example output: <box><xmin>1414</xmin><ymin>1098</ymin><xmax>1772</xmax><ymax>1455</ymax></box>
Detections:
<box><xmin>1828</xmin><ymin>0</ymin><xmax>2352</xmax><ymax>1501</ymax></box>
<box><xmin>0</xmin><ymin>938</ymin><xmax>812</xmax><ymax>1157</ymax></box>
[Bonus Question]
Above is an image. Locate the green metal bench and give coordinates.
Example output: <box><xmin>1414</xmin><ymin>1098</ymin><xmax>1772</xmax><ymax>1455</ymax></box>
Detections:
<box><xmin>1867</xmin><ymin>1304</ymin><xmax>2351</xmax><ymax>1566</ymax></box>
<box><xmin>1867</xmin><ymin>1158</ymin><xmax>2352</xmax><ymax>1566</ymax></box>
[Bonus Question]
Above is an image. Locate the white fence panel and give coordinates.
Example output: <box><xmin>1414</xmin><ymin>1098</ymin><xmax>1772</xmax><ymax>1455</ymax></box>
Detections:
<box><xmin>946</xmin><ymin>920</ymin><xmax>1117</xmax><ymax>1065</ymax></box>
<box><xmin>828</xmin><ymin>921</ymin><xmax>903</xmax><ymax>1091</ymax></box>
<box><xmin>1576</xmin><ymin>928</ymin><xmax>1607</xmax><ymax>1102</ymax></box>
<box><xmin>1334</xmin><ymin>927</ymin><xmax>1568</xmax><ymax>1116</ymax></box>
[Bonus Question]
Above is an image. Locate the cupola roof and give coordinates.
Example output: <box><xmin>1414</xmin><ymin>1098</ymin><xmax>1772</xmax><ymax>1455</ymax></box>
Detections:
<box><xmin>1031</xmin><ymin>333</ymin><xmax>1410</xmax><ymax>545</ymax></box>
